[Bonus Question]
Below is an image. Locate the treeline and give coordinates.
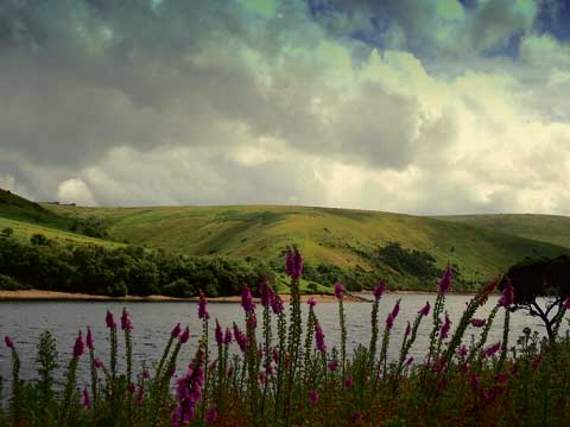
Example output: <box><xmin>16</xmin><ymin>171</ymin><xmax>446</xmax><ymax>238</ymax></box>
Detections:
<box><xmin>0</xmin><ymin>234</ymin><xmax>274</xmax><ymax>297</ymax></box>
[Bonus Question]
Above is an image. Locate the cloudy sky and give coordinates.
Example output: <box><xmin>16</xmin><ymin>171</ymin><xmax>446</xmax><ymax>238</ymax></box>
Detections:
<box><xmin>1</xmin><ymin>0</ymin><xmax>570</xmax><ymax>214</ymax></box>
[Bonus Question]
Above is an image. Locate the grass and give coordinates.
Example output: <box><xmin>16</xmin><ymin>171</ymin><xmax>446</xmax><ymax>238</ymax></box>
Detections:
<box><xmin>435</xmin><ymin>213</ymin><xmax>570</xmax><ymax>249</ymax></box>
<box><xmin>0</xmin><ymin>217</ymin><xmax>121</xmax><ymax>248</ymax></box>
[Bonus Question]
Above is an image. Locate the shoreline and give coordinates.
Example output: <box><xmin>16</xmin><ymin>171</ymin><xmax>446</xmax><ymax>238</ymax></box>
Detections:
<box><xmin>0</xmin><ymin>289</ymin><xmax>370</xmax><ymax>303</ymax></box>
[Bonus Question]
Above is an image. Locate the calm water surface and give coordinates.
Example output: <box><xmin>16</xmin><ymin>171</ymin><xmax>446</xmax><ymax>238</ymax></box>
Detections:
<box><xmin>0</xmin><ymin>293</ymin><xmax>566</xmax><ymax>387</ymax></box>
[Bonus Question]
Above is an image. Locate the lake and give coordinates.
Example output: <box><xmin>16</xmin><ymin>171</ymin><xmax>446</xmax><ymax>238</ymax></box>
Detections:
<box><xmin>0</xmin><ymin>293</ymin><xmax>566</xmax><ymax>388</ymax></box>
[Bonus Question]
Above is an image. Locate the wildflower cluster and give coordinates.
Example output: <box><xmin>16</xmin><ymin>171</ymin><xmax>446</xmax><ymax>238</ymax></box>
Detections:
<box><xmin>0</xmin><ymin>250</ymin><xmax>569</xmax><ymax>426</ymax></box>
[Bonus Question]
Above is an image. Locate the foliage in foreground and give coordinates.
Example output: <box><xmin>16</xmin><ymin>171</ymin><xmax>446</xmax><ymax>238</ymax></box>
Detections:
<box><xmin>1</xmin><ymin>249</ymin><xmax>570</xmax><ymax>426</ymax></box>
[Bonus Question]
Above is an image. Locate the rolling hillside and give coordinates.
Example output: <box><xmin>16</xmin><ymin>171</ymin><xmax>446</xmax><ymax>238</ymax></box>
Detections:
<box><xmin>42</xmin><ymin>203</ymin><xmax>570</xmax><ymax>289</ymax></box>
<box><xmin>433</xmin><ymin>214</ymin><xmax>570</xmax><ymax>249</ymax></box>
<box><xmin>2</xmin><ymin>188</ymin><xmax>570</xmax><ymax>291</ymax></box>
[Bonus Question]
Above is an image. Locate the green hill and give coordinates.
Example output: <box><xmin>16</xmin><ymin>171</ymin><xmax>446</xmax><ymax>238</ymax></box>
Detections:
<box><xmin>433</xmin><ymin>214</ymin><xmax>570</xmax><ymax>249</ymax></box>
<box><xmin>41</xmin><ymin>203</ymin><xmax>570</xmax><ymax>290</ymax></box>
<box><xmin>2</xmin><ymin>188</ymin><xmax>570</xmax><ymax>291</ymax></box>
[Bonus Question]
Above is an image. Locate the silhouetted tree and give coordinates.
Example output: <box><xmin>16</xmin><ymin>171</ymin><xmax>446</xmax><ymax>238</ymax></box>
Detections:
<box><xmin>501</xmin><ymin>255</ymin><xmax>570</xmax><ymax>342</ymax></box>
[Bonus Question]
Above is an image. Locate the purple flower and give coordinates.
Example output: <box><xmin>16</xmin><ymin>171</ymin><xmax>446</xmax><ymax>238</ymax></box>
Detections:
<box><xmin>260</xmin><ymin>281</ymin><xmax>274</xmax><ymax>307</ymax></box>
<box><xmin>344</xmin><ymin>376</ymin><xmax>353</xmax><ymax>389</ymax></box>
<box><xmin>224</xmin><ymin>328</ymin><xmax>232</xmax><ymax>345</ymax></box>
<box><xmin>94</xmin><ymin>358</ymin><xmax>104</xmax><ymax>369</ymax></box>
<box><xmin>386</xmin><ymin>313</ymin><xmax>395</xmax><ymax>330</ymax></box>
<box><xmin>315</xmin><ymin>322</ymin><xmax>326</xmax><ymax>353</ymax></box>
<box><xmin>233</xmin><ymin>324</ymin><xmax>248</xmax><ymax>353</ymax></box>
<box><xmin>307</xmin><ymin>297</ymin><xmax>317</xmax><ymax>308</ymax></box>
<box><xmin>499</xmin><ymin>279</ymin><xmax>515</xmax><ymax>308</ymax></box>
<box><xmin>470</xmin><ymin>318</ymin><xmax>486</xmax><ymax>328</ymax></box>
<box><xmin>334</xmin><ymin>282</ymin><xmax>345</xmax><ymax>300</ymax></box>
<box><xmin>4</xmin><ymin>336</ymin><xmax>14</xmax><ymax>349</ymax></box>
<box><xmin>105</xmin><ymin>310</ymin><xmax>116</xmax><ymax>329</ymax></box>
<box><xmin>73</xmin><ymin>330</ymin><xmax>84</xmax><ymax>359</ymax></box>
<box><xmin>171</xmin><ymin>323</ymin><xmax>182</xmax><ymax>338</ymax></box>
<box><xmin>179</xmin><ymin>327</ymin><xmax>190</xmax><ymax>344</ymax></box>
<box><xmin>438</xmin><ymin>266</ymin><xmax>453</xmax><ymax>295</ymax></box>
<box><xmin>482</xmin><ymin>342</ymin><xmax>501</xmax><ymax>358</ymax></box>
<box><xmin>373</xmin><ymin>281</ymin><xmax>386</xmax><ymax>301</ymax></box>
<box><xmin>404</xmin><ymin>357</ymin><xmax>414</xmax><ymax>368</ymax></box>
<box><xmin>327</xmin><ymin>360</ymin><xmax>338</xmax><ymax>372</ymax></box>
<box><xmin>198</xmin><ymin>292</ymin><xmax>209</xmax><ymax>320</ymax></box>
<box><xmin>205</xmin><ymin>407</ymin><xmax>218</xmax><ymax>425</ymax></box>
<box><xmin>215</xmin><ymin>320</ymin><xmax>223</xmax><ymax>346</ymax></box>
<box><xmin>308</xmin><ymin>390</ymin><xmax>319</xmax><ymax>405</ymax></box>
<box><xmin>246</xmin><ymin>312</ymin><xmax>257</xmax><ymax>330</ymax></box>
<box><xmin>121</xmin><ymin>308</ymin><xmax>133</xmax><ymax>331</ymax></box>
<box><xmin>142</xmin><ymin>369</ymin><xmax>150</xmax><ymax>379</ymax></box>
<box><xmin>418</xmin><ymin>301</ymin><xmax>430</xmax><ymax>317</ymax></box>
<box><xmin>404</xmin><ymin>321</ymin><xmax>411</xmax><ymax>338</ymax></box>
<box><xmin>172</xmin><ymin>351</ymin><xmax>205</xmax><ymax>426</ymax></box>
<box><xmin>82</xmin><ymin>386</ymin><xmax>91</xmax><ymax>408</ymax></box>
<box><xmin>285</xmin><ymin>247</ymin><xmax>304</xmax><ymax>280</ymax></box>
<box><xmin>391</xmin><ymin>300</ymin><xmax>400</xmax><ymax>318</ymax></box>
<box><xmin>457</xmin><ymin>345</ymin><xmax>468</xmax><ymax>358</ymax></box>
<box><xmin>440</xmin><ymin>312</ymin><xmax>451</xmax><ymax>340</ymax></box>
<box><xmin>241</xmin><ymin>286</ymin><xmax>255</xmax><ymax>313</ymax></box>
<box><xmin>86</xmin><ymin>327</ymin><xmax>94</xmax><ymax>351</ymax></box>
<box><xmin>270</xmin><ymin>294</ymin><xmax>284</xmax><ymax>315</ymax></box>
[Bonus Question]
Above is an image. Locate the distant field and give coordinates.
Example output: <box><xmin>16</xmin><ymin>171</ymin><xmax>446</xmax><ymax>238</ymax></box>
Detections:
<box><xmin>42</xmin><ymin>203</ymin><xmax>570</xmax><ymax>285</ymax></box>
<box><xmin>433</xmin><ymin>214</ymin><xmax>570</xmax><ymax>249</ymax></box>
<box><xmin>0</xmin><ymin>216</ymin><xmax>121</xmax><ymax>248</ymax></box>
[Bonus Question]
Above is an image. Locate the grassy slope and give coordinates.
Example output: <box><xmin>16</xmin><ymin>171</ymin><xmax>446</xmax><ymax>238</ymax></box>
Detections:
<box><xmin>43</xmin><ymin>204</ymin><xmax>570</xmax><ymax>283</ymax></box>
<box><xmin>433</xmin><ymin>214</ymin><xmax>570</xmax><ymax>249</ymax></box>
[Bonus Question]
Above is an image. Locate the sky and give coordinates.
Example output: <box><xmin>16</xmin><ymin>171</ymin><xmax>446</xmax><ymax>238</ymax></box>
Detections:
<box><xmin>1</xmin><ymin>0</ymin><xmax>570</xmax><ymax>215</ymax></box>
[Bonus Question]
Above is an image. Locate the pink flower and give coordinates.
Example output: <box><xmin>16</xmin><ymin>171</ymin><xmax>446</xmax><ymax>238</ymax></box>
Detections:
<box><xmin>105</xmin><ymin>310</ymin><xmax>116</xmax><ymax>329</ymax></box>
<box><xmin>73</xmin><ymin>330</ymin><xmax>84</xmax><ymax>358</ymax></box>
<box><xmin>327</xmin><ymin>360</ymin><xmax>338</xmax><ymax>372</ymax></box>
<box><xmin>171</xmin><ymin>323</ymin><xmax>182</xmax><ymax>338</ymax></box>
<box><xmin>564</xmin><ymin>297</ymin><xmax>570</xmax><ymax>309</ymax></box>
<box><xmin>334</xmin><ymin>282</ymin><xmax>345</xmax><ymax>300</ymax></box>
<box><xmin>308</xmin><ymin>390</ymin><xmax>319</xmax><ymax>405</ymax></box>
<box><xmin>404</xmin><ymin>321</ymin><xmax>411</xmax><ymax>338</ymax></box>
<box><xmin>391</xmin><ymin>300</ymin><xmax>400</xmax><ymax>318</ymax></box>
<box><xmin>315</xmin><ymin>322</ymin><xmax>326</xmax><ymax>353</ymax></box>
<box><xmin>482</xmin><ymin>342</ymin><xmax>501</xmax><ymax>358</ymax></box>
<box><xmin>86</xmin><ymin>327</ymin><xmax>94</xmax><ymax>351</ymax></box>
<box><xmin>233</xmin><ymin>324</ymin><xmax>248</xmax><ymax>353</ymax></box>
<box><xmin>440</xmin><ymin>312</ymin><xmax>451</xmax><ymax>340</ymax></box>
<box><xmin>307</xmin><ymin>297</ymin><xmax>317</xmax><ymax>307</ymax></box>
<box><xmin>470</xmin><ymin>318</ymin><xmax>486</xmax><ymax>328</ymax></box>
<box><xmin>94</xmin><ymin>358</ymin><xmax>104</xmax><ymax>369</ymax></box>
<box><xmin>246</xmin><ymin>312</ymin><xmax>257</xmax><ymax>330</ymax></box>
<box><xmin>142</xmin><ymin>369</ymin><xmax>150</xmax><ymax>379</ymax></box>
<box><xmin>4</xmin><ymin>336</ymin><xmax>14</xmax><ymax>349</ymax></box>
<box><xmin>418</xmin><ymin>301</ymin><xmax>430</xmax><ymax>316</ymax></box>
<box><xmin>373</xmin><ymin>282</ymin><xmax>386</xmax><ymax>301</ymax></box>
<box><xmin>121</xmin><ymin>308</ymin><xmax>133</xmax><ymax>331</ymax></box>
<box><xmin>260</xmin><ymin>281</ymin><xmax>274</xmax><ymax>307</ymax></box>
<box><xmin>224</xmin><ymin>328</ymin><xmax>232</xmax><ymax>344</ymax></box>
<box><xmin>498</xmin><ymin>279</ymin><xmax>515</xmax><ymax>308</ymax></box>
<box><xmin>457</xmin><ymin>345</ymin><xmax>468</xmax><ymax>358</ymax></box>
<box><xmin>438</xmin><ymin>266</ymin><xmax>453</xmax><ymax>295</ymax></box>
<box><xmin>179</xmin><ymin>327</ymin><xmax>190</xmax><ymax>344</ymax></box>
<box><xmin>241</xmin><ymin>286</ymin><xmax>255</xmax><ymax>312</ymax></box>
<box><xmin>82</xmin><ymin>386</ymin><xmax>91</xmax><ymax>408</ymax></box>
<box><xmin>285</xmin><ymin>247</ymin><xmax>304</xmax><ymax>279</ymax></box>
<box><xmin>205</xmin><ymin>407</ymin><xmax>218</xmax><ymax>425</ymax></box>
<box><xmin>386</xmin><ymin>313</ymin><xmax>395</xmax><ymax>330</ymax></box>
<box><xmin>215</xmin><ymin>320</ymin><xmax>223</xmax><ymax>345</ymax></box>
<box><xmin>198</xmin><ymin>292</ymin><xmax>209</xmax><ymax>320</ymax></box>
<box><xmin>270</xmin><ymin>293</ymin><xmax>284</xmax><ymax>315</ymax></box>
<box><xmin>344</xmin><ymin>376</ymin><xmax>353</xmax><ymax>389</ymax></box>
<box><xmin>404</xmin><ymin>357</ymin><xmax>414</xmax><ymax>368</ymax></box>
